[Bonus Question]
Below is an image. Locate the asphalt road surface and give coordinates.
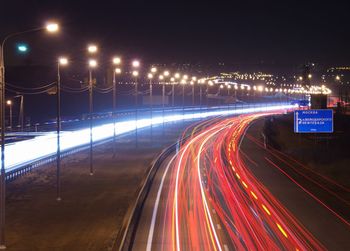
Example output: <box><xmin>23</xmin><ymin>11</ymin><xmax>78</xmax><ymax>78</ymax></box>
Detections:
<box><xmin>132</xmin><ymin>112</ymin><xmax>350</xmax><ymax>250</ymax></box>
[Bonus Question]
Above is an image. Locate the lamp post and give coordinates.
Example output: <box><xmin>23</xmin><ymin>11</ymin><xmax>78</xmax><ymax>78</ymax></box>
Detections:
<box><xmin>112</xmin><ymin>57</ymin><xmax>121</xmax><ymax>156</ymax></box>
<box><xmin>170</xmin><ymin>77</ymin><xmax>175</xmax><ymax>107</ymax></box>
<box><xmin>191</xmin><ymin>77</ymin><xmax>196</xmax><ymax>106</ymax></box>
<box><xmin>5</xmin><ymin>101</ymin><xmax>11</xmax><ymax>131</ymax></box>
<box><xmin>132</xmin><ymin>60</ymin><xmax>140</xmax><ymax>109</ymax></box>
<box><xmin>132</xmin><ymin>68</ymin><xmax>139</xmax><ymax>147</ymax></box>
<box><xmin>174</xmin><ymin>73</ymin><xmax>180</xmax><ymax>107</ymax></box>
<box><xmin>13</xmin><ymin>95</ymin><xmax>24</xmax><ymax>131</ymax></box>
<box><xmin>0</xmin><ymin>21</ymin><xmax>59</xmax><ymax>249</ymax></box>
<box><xmin>56</xmin><ymin>57</ymin><xmax>68</xmax><ymax>201</ymax></box>
<box><xmin>182</xmin><ymin>75</ymin><xmax>188</xmax><ymax>108</ymax></box>
<box><xmin>150</xmin><ymin>67</ymin><xmax>157</xmax><ymax>112</ymax></box>
<box><xmin>148</xmin><ymin>71</ymin><xmax>155</xmax><ymax>137</ymax></box>
<box><xmin>181</xmin><ymin>78</ymin><xmax>187</xmax><ymax>119</ymax></box>
<box><xmin>88</xmin><ymin>58</ymin><xmax>97</xmax><ymax>175</ymax></box>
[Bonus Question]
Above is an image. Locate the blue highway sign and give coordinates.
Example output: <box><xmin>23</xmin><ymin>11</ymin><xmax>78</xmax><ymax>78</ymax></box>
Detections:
<box><xmin>294</xmin><ymin>109</ymin><xmax>333</xmax><ymax>133</ymax></box>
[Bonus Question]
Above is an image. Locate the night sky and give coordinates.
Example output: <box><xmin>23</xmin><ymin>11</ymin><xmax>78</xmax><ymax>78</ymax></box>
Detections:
<box><xmin>1</xmin><ymin>1</ymin><xmax>350</xmax><ymax>67</ymax></box>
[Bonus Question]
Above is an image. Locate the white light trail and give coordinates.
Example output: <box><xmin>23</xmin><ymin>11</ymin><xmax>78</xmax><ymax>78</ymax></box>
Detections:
<box><xmin>2</xmin><ymin>104</ymin><xmax>296</xmax><ymax>171</ymax></box>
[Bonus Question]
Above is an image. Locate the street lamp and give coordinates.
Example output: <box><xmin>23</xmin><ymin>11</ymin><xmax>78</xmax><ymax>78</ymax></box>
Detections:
<box><xmin>0</xmin><ymin>21</ymin><xmax>60</xmax><ymax>249</ymax></box>
<box><xmin>112</xmin><ymin>57</ymin><xmax>122</xmax><ymax>156</ymax></box>
<box><xmin>6</xmin><ymin>101</ymin><xmax>12</xmax><ymax>131</ymax></box>
<box><xmin>170</xmin><ymin>77</ymin><xmax>175</xmax><ymax>107</ymax></box>
<box><xmin>87</xmin><ymin>44</ymin><xmax>98</xmax><ymax>54</ymax></box>
<box><xmin>88</xmin><ymin>58</ymin><xmax>97</xmax><ymax>176</ymax></box>
<box><xmin>181</xmin><ymin>79</ymin><xmax>186</xmax><ymax>107</ymax></box>
<box><xmin>46</xmin><ymin>23</ymin><xmax>59</xmax><ymax>33</ymax></box>
<box><xmin>132</xmin><ymin>60</ymin><xmax>140</xmax><ymax>108</ymax></box>
<box><xmin>191</xmin><ymin>76</ymin><xmax>196</xmax><ymax>105</ymax></box>
<box><xmin>56</xmin><ymin>56</ymin><xmax>68</xmax><ymax>201</ymax></box>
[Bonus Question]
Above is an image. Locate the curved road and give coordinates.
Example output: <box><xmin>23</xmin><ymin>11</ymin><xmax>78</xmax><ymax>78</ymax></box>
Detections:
<box><xmin>132</xmin><ymin>112</ymin><xmax>350</xmax><ymax>250</ymax></box>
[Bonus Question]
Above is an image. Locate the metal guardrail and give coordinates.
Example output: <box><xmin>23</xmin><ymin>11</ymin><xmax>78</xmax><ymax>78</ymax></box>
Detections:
<box><xmin>5</xmin><ymin>131</ymin><xmax>137</xmax><ymax>182</ymax></box>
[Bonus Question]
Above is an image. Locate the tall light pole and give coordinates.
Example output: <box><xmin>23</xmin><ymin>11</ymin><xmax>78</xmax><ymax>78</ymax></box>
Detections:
<box><xmin>88</xmin><ymin>58</ymin><xmax>97</xmax><ymax>175</ymax></box>
<box><xmin>13</xmin><ymin>95</ymin><xmax>24</xmax><ymax>131</ymax></box>
<box><xmin>5</xmin><ymin>101</ymin><xmax>12</xmax><ymax>131</ymax></box>
<box><xmin>148</xmin><ymin>71</ymin><xmax>154</xmax><ymax>137</ymax></box>
<box><xmin>182</xmin><ymin>75</ymin><xmax>188</xmax><ymax>107</ymax></box>
<box><xmin>0</xmin><ymin>21</ymin><xmax>59</xmax><ymax>249</ymax></box>
<box><xmin>198</xmin><ymin>79</ymin><xmax>205</xmax><ymax>108</ymax></box>
<box><xmin>132</xmin><ymin>69</ymin><xmax>139</xmax><ymax>147</ymax></box>
<box><xmin>191</xmin><ymin>76</ymin><xmax>196</xmax><ymax>106</ymax></box>
<box><xmin>132</xmin><ymin>60</ymin><xmax>140</xmax><ymax>109</ymax></box>
<box><xmin>181</xmin><ymin>78</ymin><xmax>187</xmax><ymax>119</ymax></box>
<box><xmin>112</xmin><ymin>57</ymin><xmax>121</xmax><ymax>156</ymax></box>
<box><xmin>56</xmin><ymin>57</ymin><xmax>68</xmax><ymax>201</ymax></box>
<box><xmin>150</xmin><ymin>67</ymin><xmax>157</xmax><ymax>113</ymax></box>
<box><xmin>170</xmin><ymin>77</ymin><xmax>175</xmax><ymax>107</ymax></box>
<box><xmin>174</xmin><ymin>73</ymin><xmax>180</xmax><ymax>107</ymax></box>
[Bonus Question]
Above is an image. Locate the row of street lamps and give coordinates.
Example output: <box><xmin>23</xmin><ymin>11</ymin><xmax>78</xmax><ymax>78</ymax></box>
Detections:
<box><xmin>0</xmin><ymin>21</ymin><xmax>60</xmax><ymax>249</ymax></box>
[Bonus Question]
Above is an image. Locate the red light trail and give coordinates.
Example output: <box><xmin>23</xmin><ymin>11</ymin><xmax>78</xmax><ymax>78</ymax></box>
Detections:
<box><xmin>147</xmin><ymin>112</ymin><xmax>327</xmax><ymax>250</ymax></box>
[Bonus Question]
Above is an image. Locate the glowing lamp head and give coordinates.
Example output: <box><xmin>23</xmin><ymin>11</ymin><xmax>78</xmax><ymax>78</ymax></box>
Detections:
<box><xmin>58</xmin><ymin>57</ymin><xmax>68</xmax><ymax>66</ymax></box>
<box><xmin>148</xmin><ymin>73</ymin><xmax>153</xmax><ymax>79</ymax></box>
<box><xmin>151</xmin><ymin>67</ymin><xmax>157</xmax><ymax>73</ymax></box>
<box><xmin>174</xmin><ymin>73</ymin><xmax>180</xmax><ymax>79</ymax></box>
<box><xmin>17</xmin><ymin>44</ymin><xmax>28</xmax><ymax>53</ymax></box>
<box><xmin>88</xmin><ymin>59</ymin><xmax>97</xmax><ymax>68</ymax></box>
<box><xmin>46</xmin><ymin>22</ymin><xmax>59</xmax><ymax>33</ymax></box>
<box><xmin>113</xmin><ymin>57</ymin><xmax>121</xmax><ymax>65</ymax></box>
<box><xmin>163</xmin><ymin>71</ymin><xmax>170</xmax><ymax>77</ymax></box>
<box><xmin>115</xmin><ymin>68</ymin><xmax>122</xmax><ymax>74</ymax></box>
<box><xmin>308</xmin><ymin>74</ymin><xmax>312</xmax><ymax>79</ymax></box>
<box><xmin>132</xmin><ymin>70</ymin><xmax>139</xmax><ymax>77</ymax></box>
<box><xmin>6</xmin><ymin>100</ymin><xmax>12</xmax><ymax>106</ymax></box>
<box><xmin>183</xmin><ymin>75</ymin><xmax>188</xmax><ymax>80</ymax></box>
<box><xmin>181</xmin><ymin>79</ymin><xmax>186</xmax><ymax>85</ymax></box>
<box><xmin>132</xmin><ymin>60</ymin><xmax>140</xmax><ymax>68</ymax></box>
<box><xmin>192</xmin><ymin>76</ymin><xmax>197</xmax><ymax>81</ymax></box>
<box><xmin>170</xmin><ymin>77</ymin><xmax>175</xmax><ymax>82</ymax></box>
<box><xmin>87</xmin><ymin>44</ymin><xmax>98</xmax><ymax>53</ymax></box>
<box><xmin>159</xmin><ymin>75</ymin><xmax>164</xmax><ymax>80</ymax></box>
<box><xmin>220</xmin><ymin>84</ymin><xmax>224</xmax><ymax>89</ymax></box>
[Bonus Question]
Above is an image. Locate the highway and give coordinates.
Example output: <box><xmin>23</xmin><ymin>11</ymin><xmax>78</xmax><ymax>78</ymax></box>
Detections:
<box><xmin>131</xmin><ymin>112</ymin><xmax>350</xmax><ymax>250</ymax></box>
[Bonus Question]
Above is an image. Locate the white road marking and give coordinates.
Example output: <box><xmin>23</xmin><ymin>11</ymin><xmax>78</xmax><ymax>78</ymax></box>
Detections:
<box><xmin>146</xmin><ymin>154</ymin><xmax>177</xmax><ymax>251</ymax></box>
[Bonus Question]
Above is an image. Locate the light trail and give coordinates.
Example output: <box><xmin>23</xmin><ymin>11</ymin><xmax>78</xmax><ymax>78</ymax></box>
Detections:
<box><xmin>2</xmin><ymin>103</ymin><xmax>294</xmax><ymax>172</ymax></box>
<box><xmin>149</xmin><ymin>111</ymin><xmax>325</xmax><ymax>250</ymax></box>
